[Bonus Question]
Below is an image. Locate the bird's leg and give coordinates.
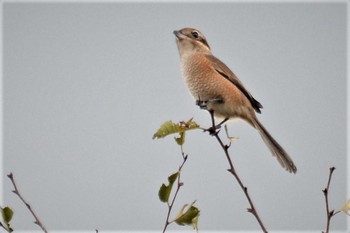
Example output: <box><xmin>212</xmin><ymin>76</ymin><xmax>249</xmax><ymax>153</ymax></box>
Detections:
<box><xmin>216</xmin><ymin>117</ymin><xmax>229</xmax><ymax>129</ymax></box>
<box><xmin>204</xmin><ymin>109</ymin><xmax>218</xmax><ymax>135</ymax></box>
<box><xmin>196</xmin><ymin>97</ymin><xmax>228</xmax><ymax>135</ymax></box>
<box><xmin>204</xmin><ymin>110</ymin><xmax>229</xmax><ymax>136</ymax></box>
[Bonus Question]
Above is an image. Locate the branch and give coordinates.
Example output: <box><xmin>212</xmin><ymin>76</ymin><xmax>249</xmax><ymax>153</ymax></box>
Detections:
<box><xmin>206</xmin><ymin>110</ymin><xmax>268</xmax><ymax>233</ymax></box>
<box><xmin>322</xmin><ymin>167</ymin><xmax>341</xmax><ymax>233</ymax></box>
<box><xmin>7</xmin><ymin>173</ymin><xmax>48</xmax><ymax>233</ymax></box>
<box><xmin>162</xmin><ymin>149</ymin><xmax>188</xmax><ymax>233</ymax></box>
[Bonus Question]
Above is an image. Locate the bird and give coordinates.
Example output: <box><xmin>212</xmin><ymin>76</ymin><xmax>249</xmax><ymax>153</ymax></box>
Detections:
<box><xmin>173</xmin><ymin>27</ymin><xmax>297</xmax><ymax>173</ymax></box>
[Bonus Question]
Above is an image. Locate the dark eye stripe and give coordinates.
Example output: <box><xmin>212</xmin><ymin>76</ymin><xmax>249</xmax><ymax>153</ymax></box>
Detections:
<box><xmin>188</xmin><ymin>30</ymin><xmax>210</xmax><ymax>50</ymax></box>
<box><xmin>191</xmin><ymin>31</ymin><xmax>199</xmax><ymax>38</ymax></box>
<box><xmin>200</xmin><ymin>38</ymin><xmax>210</xmax><ymax>50</ymax></box>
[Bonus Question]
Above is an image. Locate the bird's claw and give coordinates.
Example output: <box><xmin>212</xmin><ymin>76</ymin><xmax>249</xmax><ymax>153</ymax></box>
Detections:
<box><xmin>196</xmin><ymin>99</ymin><xmax>208</xmax><ymax>109</ymax></box>
<box><xmin>204</xmin><ymin>124</ymin><xmax>222</xmax><ymax>136</ymax></box>
<box><xmin>196</xmin><ymin>98</ymin><xmax>224</xmax><ymax>110</ymax></box>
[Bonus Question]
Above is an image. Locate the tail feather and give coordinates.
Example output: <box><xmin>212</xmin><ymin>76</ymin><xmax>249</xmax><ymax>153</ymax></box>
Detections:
<box><xmin>253</xmin><ymin>118</ymin><xmax>297</xmax><ymax>173</ymax></box>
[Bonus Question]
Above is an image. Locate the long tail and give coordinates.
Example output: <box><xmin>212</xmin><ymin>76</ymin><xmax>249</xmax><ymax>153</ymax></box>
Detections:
<box><xmin>253</xmin><ymin>118</ymin><xmax>297</xmax><ymax>173</ymax></box>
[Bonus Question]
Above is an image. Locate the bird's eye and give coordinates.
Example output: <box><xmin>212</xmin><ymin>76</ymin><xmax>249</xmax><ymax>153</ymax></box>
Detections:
<box><xmin>191</xmin><ymin>31</ymin><xmax>199</xmax><ymax>39</ymax></box>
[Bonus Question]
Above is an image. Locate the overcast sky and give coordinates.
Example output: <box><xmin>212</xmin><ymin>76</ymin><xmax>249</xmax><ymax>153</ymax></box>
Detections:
<box><xmin>2</xmin><ymin>1</ymin><xmax>347</xmax><ymax>231</ymax></box>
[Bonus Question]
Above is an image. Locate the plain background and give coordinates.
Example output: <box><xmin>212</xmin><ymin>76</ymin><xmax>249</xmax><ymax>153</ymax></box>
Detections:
<box><xmin>2</xmin><ymin>1</ymin><xmax>348</xmax><ymax>231</ymax></box>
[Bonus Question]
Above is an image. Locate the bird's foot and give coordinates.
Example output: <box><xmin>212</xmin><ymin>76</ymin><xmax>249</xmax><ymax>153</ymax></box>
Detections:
<box><xmin>203</xmin><ymin>117</ymin><xmax>229</xmax><ymax>136</ymax></box>
<box><xmin>196</xmin><ymin>99</ymin><xmax>208</xmax><ymax>109</ymax></box>
<box><xmin>204</xmin><ymin>125</ymin><xmax>220</xmax><ymax>136</ymax></box>
<box><xmin>196</xmin><ymin>97</ymin><xmax>224</xmax><ymax>110</ymax></box>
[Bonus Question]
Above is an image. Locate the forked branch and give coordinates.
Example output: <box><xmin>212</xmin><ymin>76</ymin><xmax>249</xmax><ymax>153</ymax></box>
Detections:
<box><xmin>7</xmin><ymin>173</ymin><xmax>48</xmax><ymax>233</ymax></box>
<box><xmin>162</xmin><ymin>151</ymin><xmax>188</xmax><ymax>233</ymax></box>
<box><xmin>322</xmin><ymin>167</ymin><xmax>341</xmax><ymax>233</ymax></box>
<box><xmin>205</xmin><ymin>110</ymin><xmax>268</xmax><ymax>233</ymax></box>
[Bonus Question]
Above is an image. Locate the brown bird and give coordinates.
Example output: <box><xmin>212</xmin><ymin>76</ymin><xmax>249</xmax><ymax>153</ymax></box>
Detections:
<box><xmin>173</xmin><ymin>27</ymin><xmax>297</xmax><ymax>173</ymax></box>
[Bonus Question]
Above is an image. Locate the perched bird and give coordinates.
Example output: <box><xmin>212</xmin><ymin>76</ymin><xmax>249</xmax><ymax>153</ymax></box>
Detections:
<box><xmin>173</xmin><ymin>27</ymin><xmax>297</xmax><ymax>173</ymax></box>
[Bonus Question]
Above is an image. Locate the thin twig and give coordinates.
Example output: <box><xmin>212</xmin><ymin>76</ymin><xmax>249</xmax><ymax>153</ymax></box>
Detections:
<box><xmin>0</xmin><ymin>220</ymin><xmax>12</xmax><ymax>232</ymax></box>
<box><xmin>7</xmin><ymin>173</ymin><xmax>48</xmax><ymax>233</ymax></box>
<box><xmin>162</xmin><ymin>148</ymin><xmax>188</xmax><ymax>233</ymax></box>
<box><xmin>206</xmin><ymin>110</ymin><xmax>268</xmax><ymax>233</ymax></box>
<box><xmin>322</xmin><ymin>167</ymin><xmax>341</xmax><ymax>233</ymax></box>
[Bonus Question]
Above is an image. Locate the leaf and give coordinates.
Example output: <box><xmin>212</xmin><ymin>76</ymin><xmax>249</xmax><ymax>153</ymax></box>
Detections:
<box><xmin>0</xmin><ymin>206</ymin><xmax>13</xmax><ymax>232</ymax></box>
<box><xmin>192</xmin><ymin>214</ymin><xmax>199</xmax><ymax>232</ymax></box>
<box><xmin>2</xmin><ymin>208</ymin><xmax>13</xmax><ymax>223</ymax></box>
<box><xmin>175</xmin><ymin>201</ymin><xmax>200</xmax><ymax>231</ymax></box>
<box><xmin>175</xmin><ymin>132</ymin><xmax>185</xmax><ymax>146</ymax></box>
<box><xmin>158</xmin><ymin>172</ymin><xmax>179</xmax><ymax>203</ymax></box>
<box><xmin>341</xmin><ymin>199</ymin><xmax>350</xmax><ymax>216</ymax></box>
<box><xmin>152</xmin><ymin>119</ymin><xmax>200</xmax><ymax>139</ymax></box>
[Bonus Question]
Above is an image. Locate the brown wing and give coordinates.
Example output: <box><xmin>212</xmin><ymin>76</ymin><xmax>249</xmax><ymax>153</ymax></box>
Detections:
<box><xmin>205</xmin><ymin>54</ymin><xmax>263</xmax><ymax>113</ymax></box>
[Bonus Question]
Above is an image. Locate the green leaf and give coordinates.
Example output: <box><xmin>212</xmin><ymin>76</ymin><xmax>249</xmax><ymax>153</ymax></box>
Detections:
<box><xmin>152</xmin><ymin>119</ymin><xmax>200</xmax><ymax>139</ymax></box>
<box><xmin>175</xmin><ymin>201</ymin><xmax>200</xmax><ymax>231</ymax></box>
<box><xmin>158</xmin><ymin>172</ymin><xmax>179</xmax><ymax>203</ymax></box>
<box><xmin>0</xmin><ymin>206</ymin><xmax>13</xmax><ymax>232</ymax></box>
<box><xmin>3</xmin><ymin>208</ymin><xmax>13</xmax><ymax>223</ymax></box>
<box><xmin>175</xmin><ymin>132</ymin><xmax>185</xmax><ymax>146</ymax></box>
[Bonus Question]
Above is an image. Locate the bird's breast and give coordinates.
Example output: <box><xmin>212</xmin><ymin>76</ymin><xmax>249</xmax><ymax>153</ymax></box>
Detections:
<box><xmin>179</xmin><ymin>53</ymin><xmax>255</xmax><ymax>122</ymax></box>
<box><xmin>180</xmin><ymin>53</ymin><xmax>217</xmax><ymax>100</ymax></box>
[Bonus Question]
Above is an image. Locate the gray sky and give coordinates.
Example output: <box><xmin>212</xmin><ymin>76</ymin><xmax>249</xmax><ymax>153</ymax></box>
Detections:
<box><xmin>2</xmin><ymin>1</ymin><xmax>348</xmax><ymax>231</ymax></box>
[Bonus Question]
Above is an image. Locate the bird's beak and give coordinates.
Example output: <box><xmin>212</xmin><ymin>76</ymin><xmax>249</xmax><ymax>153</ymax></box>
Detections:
<box><xmin>173</xmin><ymin>30</ymin><xmax>185</xmax><ymax>40</ymax></box>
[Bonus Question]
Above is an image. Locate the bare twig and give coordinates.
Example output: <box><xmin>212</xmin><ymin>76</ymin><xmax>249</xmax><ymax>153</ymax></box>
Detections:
<box><xmin>322</xmin><ymin>167</ymin><xmax>341</xmax><ymax>233</ymax></box>
<box><xmin>205</xmin><ymin>110</ymin><xmax>268</xmax><ymax>233</ymax></box>
<box><xmin>162</xmin><ymin>148</ymin><xmax>188</xmax><ymax>233</ymax></box>
<box><xmin>0</xmin><ymin>221</ymin><xmax>12</xmax><ymax>233</ymax></box>
<box><xmin>7</xmin><ymin>173</ymin><xmax>48</xmax><ymax>233</ymax></box>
